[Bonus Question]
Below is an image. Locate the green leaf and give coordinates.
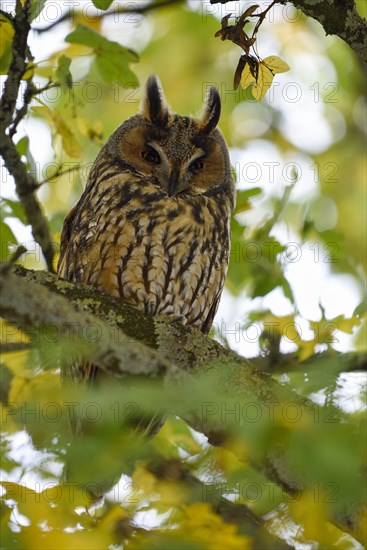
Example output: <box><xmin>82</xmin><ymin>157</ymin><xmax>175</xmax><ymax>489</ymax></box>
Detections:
<box><xmin>234</xmin><ymin>187</ymin><xmax>262</xmax><ymax>214</ymax></box>
<box><xmin>55</xmin><ymin>54</ymin><xmax>73</xmax><ymax>89</ymax></box>
<box><xmin>0</xmin><ymin>221</ymin><xmax>17</xmax><ymax>261</ymax></box>
<box><xmin>15</xmin><ymin>136</ymin><xmax>37</xmax><ymax>176</ymax></box>
<box><xmin>65</xmin><ymin>24</ymin><xmax>138</xmax><ymax>86</ymax></box>
<box><xmin>15</xmin><ymin>136</ymin><xmax>28</xmax><ymax>157</ymax></box>
<box><xmin>0</xmin><ymin>363</ymin><xmax>14</xmax><ymax>406</ymax></box>
<box><xmin>0</xmin><ymin>198</ymin><xmax>27</xmax><ymax>225</ymax></box>
<box><xmin>94</xmin><ymin>54</ymin><xmax>138</xmax><ymax>86</ymax></box>
<box><xmin>21</xmin><ymin>0</ymin><xmax>48</xmax><ymax>22</ymax></box>
<box><xmin>92</xmin><ymin>0</ymin><xmax>114</xmax><ymax>8</ymax></box>
<box><xmin>281</xmin><ymin>277</ymin><xmax>294</xmax><ymax>303</ymax></box>
<box><xmin>65</xmin><ymin>24</ymin><xmax>107</xmax><ymax>49</ymax></box>
<box><xmin>29</xmin><ymin>0</ymin><xmax>48</xmax><ymax>21</ymax></box>
<box><xmin>296</xmin><ymin>355</ymin><xmax>347</xmax><ymax>395</ymax></box>
<box><xmin>325</xmin><ymin>314</ymin><xmax>361</xmax><ymax>335</ymax></box>
<box><xmin>354</xmin><ymin>298</ymin><xmax>367</xmax><ymax>318</ymax></box>
<box><xmin>48</xmin><ymin>212</ymin><xmax>67</xmax><ymax>234</ymax></box>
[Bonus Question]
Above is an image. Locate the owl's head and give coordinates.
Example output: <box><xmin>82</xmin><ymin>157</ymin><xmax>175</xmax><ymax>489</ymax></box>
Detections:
<box><xmin>106</xmin><ymin>76</ymin><xmax>234</xmax><ymax>202</ymax></box>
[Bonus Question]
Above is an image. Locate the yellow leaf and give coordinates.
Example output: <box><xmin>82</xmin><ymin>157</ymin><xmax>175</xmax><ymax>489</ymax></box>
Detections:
<box><xmin>8</xmin><ymin>375</ymin><xmax>28</xmax><ymax>404</ymax></box>
<box><xmin>0</xmin><ymin>17</ymin><xmax>14</xmax><ymax>74</ymax></box>
<box><xmin>32</xmin><ymin>105</ymin><xmax>82</xmax><ymax>158</ymax></box>
<box><xmin>154</xmin><ymin>416</ymin><xmax>203</xmax><ymax>457</ymax></box>
<box><xmin>76</xmin><ymin>116</ymin><xmax>103</xmax><ymax>142</ymax></box>
<box><xmin>22</xmin><ymin>61</ymin><xmax>35</xmax><ymax>80</ymax></box>
<box><xmin>54</xmin><ymin>112</ymin><xmax>82</xmax><ymax>157</ymax></box>
<box><xmin>262</xmin><ymin>55</ymin><xmax>290</xmax><ymax>74</ymax></box>
<box><xmin>99</xmin><ymin>504</ymin><xmax>129</xmax><ymax>531</ymax></box>
<box><xmin>75</xmin><ymin>116</ymin><xmax>89</xmax><ymax>136</ymax></box>
<box><xmin>290</xmin><ymin>491</ymin><xmax>350</xmax><ymax>547</ymax></box>
<box><xmin>38</xmin><ymin>483</ymin><xmax>93</xmax><ymax>513</ymax></box>
<box><xmin>332</xmin><ymin>314</ymin><xmax>361</xmax><ymax>334</ymax></box>
<box><xmin>1</xmin><ymin>482</ymin><xmax>66</xmax><ymax>529</ymax></box>
<box><xmin>0</xmin><ymin>320</ymin><xmax>29</xmax><ymax>345</ymax></box>
<box><xmin>298</xmin><ymin>339</ymin><xmax>316</xmax><ymax>361</ymax></box>
<box><xmin>182</xmin><ymin>503</ymin><xmax>252</xmax><ymax>550</ymax></box>
<box><xmin>1</xmin><ymin>403</ymin><xmax>20</xmax><ymax>433</ymax></box>
<box><xmin>292</xmin><ymin>491</ymin><xmax>328</xmax><ymax>539</ymax></box>
<box><xmin>132</xmin><ymin>464</ymin><xmax>157</xmax><ymax>496</ymax></box>
<box><xmin>3</xmin><ymin>349</ymin><xmax>30</xmax><ymax>377</ymax></box>
<box><xmin>159</xmin><ymin>481</ymin><xmax>188</xmax><ymax>507</ymax></box>
<box><xmin>19</xmin><ymin>525</ymin><xmax>112</xmax><ymax>550</ymax></box>
<box><xmin>74</xmin><ymin>12</ymin><xmax>102</xmax><ymax>33</ymax></box>
<box><xmin>262</xmin><ymin>313</ymin><xmax>301</xmax><ymax>341</ymax></box>
<box><xmin>34</xmin><ymin>63</ymin><xmax>56</xmax><ymax>79</ymax></box>
<box><xmin>9</xmin><ymin>371</ymin><xmax>61</xmax><ymax>406</ymax></box>
<box><xmin>240</xmin><ymin>64</ymin><xmax>256</xmax><ymax>91</ymax></box>
<box><xmin>252</xmin><ymin>62</ymin><xmax>274</xmax><ymax>100</ymax></box>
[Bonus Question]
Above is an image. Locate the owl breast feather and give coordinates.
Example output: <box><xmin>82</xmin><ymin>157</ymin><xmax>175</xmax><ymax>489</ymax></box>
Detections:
<box><xmin>73</xmin><ymin>183</ymin><xmax>230</xmax><ymax>333</ymax></box>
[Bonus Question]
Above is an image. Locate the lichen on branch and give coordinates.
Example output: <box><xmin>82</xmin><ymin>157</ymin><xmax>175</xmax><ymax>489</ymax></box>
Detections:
<box><xmin>0</xmin><ymin>264</ymin><xmax>365</xmax><ymax>543</ymax></box>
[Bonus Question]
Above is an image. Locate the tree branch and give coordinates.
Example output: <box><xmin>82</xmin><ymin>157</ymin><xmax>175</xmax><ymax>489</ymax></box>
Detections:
<box><xmin>146</xmin><ymin>458</ymin><xmax>292</xmax><ymax>549</ymax></box>
<box><xmin>0</xmin><ymin>0</ymin><xmax>55</xmax><ymax>271</ymax></box>
<box><xmin>34</xmin><ymin>0</ymin><xmax>183</xmax><ymax>33</ymax></box>
<box><xmin>253</xmin><ymin>349</ymin><xmax>367</xmax><ymax>374</ymax></box>
<box><xmin>0</xmin><ymin>266</ymin><xmax>167</xmax><ymax>381</ymax></box>
<box><xmin>210</xmin><ymin>0</ymin><xmax>367</xmax><ymax>64</ymax></box>
<box><xmin>0</xmin><ymin>265</ymin><xmax>365</xmax><ymax>543</ymax></box>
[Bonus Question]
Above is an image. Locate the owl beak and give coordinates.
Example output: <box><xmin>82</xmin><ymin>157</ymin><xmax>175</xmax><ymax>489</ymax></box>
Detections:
<box><xmin>166</xmin><ymin>171</ymin><xmax>179</xmax><ymax>196</ymax></box>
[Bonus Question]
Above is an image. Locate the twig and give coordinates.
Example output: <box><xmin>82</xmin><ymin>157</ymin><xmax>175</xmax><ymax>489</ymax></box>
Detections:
<box><xmin>35</xmin><ymin>0</ymin><xmax>183</xmax><ymax>33</ymax></box>
<box><xmin>36</xmin><ymin>163</ymin><xmax>80</xmax><ymax>189</ymax></box>
<box><xmin>0</xmin><ymin>0</ymin><xmax>30</xmax><ymax>130</ymax></box>
<box><xmin>9</xmin><ymin>56</ymin><xmax>37</xmax><ymax>138</ymax></box>
<box><xmin>0</xmin><ymin>342</ymin><xmax>33</xmax><ymax>353</ymax></box>
<box><xmin>0</xmin><ymin>134</ymin><xmax>57</xmax><ymax>272</ymax></box>
<box><xmin>145</xmin><ymin>458</ymin><xmax>292</xmax><ymax>548</ymax></box>
<box><xmin>0</xmin><ymin>9</ymin><xmax>13</xmax><ymax>23</ymax></box>
<box><xmin>0</xmin><ymin>263</ymin><xmax>365</xmax><ymax>543</ymax></box>
<box><xmin>32</xmin><ymin>82</ymin><xmax>60</xmax><ymax>95</ymax></box>
<box><xmin>252</xmin><ymin>1</ymin><xmax>277</xmax><ymax>37</ymax></box>
<box><xmin>211</xmin><ymin>0</ymin><xmax>367</xmax><ymax>64</ymax></box>
<box><xmin>0</xmin><ymin>245</ymin><xmax>27</xmax><ymax>274</ymax></box>
<box><xmin>0</xmin><ymin>0</ymin><xmax>56</xmax><ymax>272</ymax></box>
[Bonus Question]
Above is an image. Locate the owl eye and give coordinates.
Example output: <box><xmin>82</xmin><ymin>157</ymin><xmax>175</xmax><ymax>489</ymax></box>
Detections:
<box><xmin>189</xmin><ymin>159</ymin><xmax>204</xmax><ymax>172</ymax></box>
<box><xmin>141</xmin><ymin>147</ymin><xmax>160</xmax><ymax>164</ymax></box>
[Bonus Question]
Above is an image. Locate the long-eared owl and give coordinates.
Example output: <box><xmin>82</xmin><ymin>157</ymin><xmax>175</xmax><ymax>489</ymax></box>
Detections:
<box><xmin>58</xmin><ymin>76</ymin><xmax>235</xmax><ymax>336</ymax></box>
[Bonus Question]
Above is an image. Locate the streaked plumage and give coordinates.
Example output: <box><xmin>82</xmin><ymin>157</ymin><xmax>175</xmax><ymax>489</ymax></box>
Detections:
<box><xmin>58</xmin><ymin>76</ymin><xmax>235</xmax><ymax>340</ymax></box>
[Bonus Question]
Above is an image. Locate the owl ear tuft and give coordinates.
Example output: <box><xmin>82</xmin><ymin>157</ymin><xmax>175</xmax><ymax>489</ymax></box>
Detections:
<box><xmin>200</xmin><ymin>86</ymin><xmax>221</xmax><ymax>134</ymax></box>
<box><xmin>142</xmin><ymin>75</ymin><xmax>170</xmax><ymax>126</ymax></box>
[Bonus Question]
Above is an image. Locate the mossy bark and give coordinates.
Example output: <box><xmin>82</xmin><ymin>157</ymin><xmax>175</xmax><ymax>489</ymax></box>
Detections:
<box><xmin>0</xmin><ymin>264</ymin><xmax>365</xmax><ymax>542</ymax></box>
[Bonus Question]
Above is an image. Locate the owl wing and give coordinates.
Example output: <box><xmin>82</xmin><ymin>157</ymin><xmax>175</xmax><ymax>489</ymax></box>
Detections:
<box><xmin>57</xmin><ymin>203</ymin><xmax>78</xmax><ymax>278</ymax></box>
<box><xmin>201</xmin><ymin>290</ymin><xmax>221</xmax><ymax>334</ymax></box>
<box><xmin>57</xmin><ymin>203</ymin><xmax>99</xmax><ymax>420</ymax></box>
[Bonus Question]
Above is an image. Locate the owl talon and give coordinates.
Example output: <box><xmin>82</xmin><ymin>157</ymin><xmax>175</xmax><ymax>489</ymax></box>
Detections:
<box><xmin>169</xmin><ymin>315</ymin><xmax>186</xmax><ymax>325</ymax></box>
<box><xmin>153</xmin><ymin>313</ymin><xmax>185</xmax><ymax>326</ymax></box>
